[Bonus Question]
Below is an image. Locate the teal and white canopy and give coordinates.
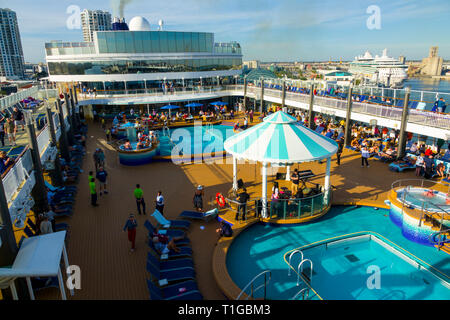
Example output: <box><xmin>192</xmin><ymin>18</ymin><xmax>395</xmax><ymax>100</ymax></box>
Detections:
<box><xmin>224</xmin><ymin>111</ymin><xmax>338</xmax><ymax>164</ymax></box>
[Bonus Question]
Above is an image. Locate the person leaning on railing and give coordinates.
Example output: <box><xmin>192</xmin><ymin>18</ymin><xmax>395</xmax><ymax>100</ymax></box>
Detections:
<box><xmin>235</xmin><ymin>188</ymin><xmax>250</xmax><ymax>221</ymax></box>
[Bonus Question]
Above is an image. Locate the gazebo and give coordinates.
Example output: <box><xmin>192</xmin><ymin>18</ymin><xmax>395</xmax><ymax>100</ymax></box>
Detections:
<box><xmin>224</xmin><ymin>111</ymin><xmax>338</xmax><ymax>218</ymax></box>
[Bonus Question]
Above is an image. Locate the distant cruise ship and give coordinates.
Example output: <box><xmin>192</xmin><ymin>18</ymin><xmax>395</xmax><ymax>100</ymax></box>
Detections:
<box><xmin>349</xmin><ymin>49</ymin><xmax>408</xmax><ymax>87</ymax></box>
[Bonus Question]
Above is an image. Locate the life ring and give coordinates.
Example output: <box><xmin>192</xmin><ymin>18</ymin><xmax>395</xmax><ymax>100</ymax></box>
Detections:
<box><xmin>216</xmin><ymin>192</ymin><xmax>226</xmax><ymax>207</ymax></box>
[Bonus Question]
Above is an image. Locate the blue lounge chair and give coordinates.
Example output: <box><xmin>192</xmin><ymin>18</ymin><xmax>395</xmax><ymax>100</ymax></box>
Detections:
<box><xmin>146</xmin><ymin>261</ymin><xmax>195</xmax><ymax>284</ymax></box>
<box><xmin>45</xmin><ymin>180</ymin><xmax>77</xmax><ymax>193</ymax></box>
<box><xmin>179</xmin><ymin>208</ymin><xmax>218</xmax><ymax>221</ymax></box>
<box><xmin>389</xmin><ymin>162</ymin><xmax>416</xmax><ymax>172</ymax></box>
<box><xmin>151</xmin><ymin>209</ymin><xmax>191</xmax><ymax>230</ymax></box>
<box><xmin>148</xmin><ymin>240</ymin><xmax>192</xmax><ymax>259</ymax></box>
<box><xmin>147</xmin><ymin>252</ymin><xmax>194</xmax><ymax>271</ymax></box>
<box><xmin>144</xmin><ymin>220</ymin><xmax>185</xmax><ymax>238</ymax></box>
<box><xmin>147</xmin><ymin>280</ymin><xmax>202</xmax><ymax>300</ymax></box>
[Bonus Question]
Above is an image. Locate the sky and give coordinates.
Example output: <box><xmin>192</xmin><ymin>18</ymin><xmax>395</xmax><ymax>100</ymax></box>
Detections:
<box><xmin>2</xmin><ymin>0</ymin><xmax>450</xmax><ymax>64</ymax></box>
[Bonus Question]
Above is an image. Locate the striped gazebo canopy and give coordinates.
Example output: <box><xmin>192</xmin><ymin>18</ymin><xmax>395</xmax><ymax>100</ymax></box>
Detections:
<box><xmin>224</xmin><ymin>111</ymin><xmax>338</xmax><ymax>164</ymax></box>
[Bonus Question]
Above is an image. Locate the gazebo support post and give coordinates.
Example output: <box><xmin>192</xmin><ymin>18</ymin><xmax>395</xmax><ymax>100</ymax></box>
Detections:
<box><xmin>262</xmin><ymin>162</ymin><xmax>268</xmax><ymax>218</ymax></box>
<box><xmin>324</xmin><ymin>157</ymin><xmax>331</xmax><ymax>205</ymax></box>
<box><xmin>285</xmin><ymin>165</ymin><xmax>291</xmax><ymax>181</ymax></box>
<box><xmin>232</xmin><ymin>156</ymin><xmax>238</xmax><ymax>191</ymax></box>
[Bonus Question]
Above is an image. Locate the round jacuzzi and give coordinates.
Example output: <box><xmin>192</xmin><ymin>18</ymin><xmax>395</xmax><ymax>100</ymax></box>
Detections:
<box><xmin>387</xmin><ymin>187</ymin><xmax>450</xmax><ymax>245</ymax></box>
<box><xmin>117</xmin><ymin>142</ymin><xmax>159</xmax><ymax>166</ymax></box>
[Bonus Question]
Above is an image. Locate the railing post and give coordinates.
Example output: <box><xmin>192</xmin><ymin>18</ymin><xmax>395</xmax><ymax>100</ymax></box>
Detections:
<box><xmin>308</xmin><ymin>84</ymin><xmax>315</xmax><ymax>129</ymax></box>
<box><xmin>63</xmin><ymin>93</ymin><xmax>75</xmax><ymax>145</ymax></box>
<box><xmin>264</xmin><ymin>273</ymin><xmax>267</xmax><ymax>300</ymax></box>
<box><xmin>344</xmin><ymin>84</ymin><xmax>353</xmax><ymax>147</ymax></box>
<box><xmin>26</xmin><ymin>117</ymin><xmax>49</xmax><ymax>213</ymax></box>
<box><xmin>56</xmin><ymin>99</ymin><xmax>71</xmax><ymax>162</ymax></box>
<box><xmin>243</xmin><ymin>77</ymin><xmax>247</xmax><ymax>111</ymax></box>
<box><xmin>45</xmin><ymin>107</ymin><xmax>64</xmax><ymax>186</ymax></box>
<box><xmin>69</xmin><ymin>88</ymin><xmax>79</xmax><ymax>130</ymax></box>
<box><xmin>260</xmin><ymin>78</ymin><xmax>264</xmax><ymax>114</ymax></box>
<box><xmin>397</xmin><ymin>87</ymin><xmax>411</xmax><ymax>159</ymax></box>
<box><xmin>0</xmin><ymin>177</ymin><xmax>18</xmax><ymax>266</ymax></box>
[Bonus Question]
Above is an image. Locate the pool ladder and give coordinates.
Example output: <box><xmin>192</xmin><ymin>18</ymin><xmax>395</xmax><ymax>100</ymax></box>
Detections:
<box><xmin>291</xmin><ymin>288</ymin><xmax>310</xmax><ymax>300</ymax></box>
<box><xmin>161</xmin><ymin>125</ymin><xmax>170</xmax><ymax>137</ymax></box>
<box><xmin>287</xmin><ymin>250</ymin><xmax>314</xmax><ymax>286</ymax></box>
<box><xmin>235</xmin><ymin>270</ymin><xmax>271</xmax><ymax>300</ymax></box>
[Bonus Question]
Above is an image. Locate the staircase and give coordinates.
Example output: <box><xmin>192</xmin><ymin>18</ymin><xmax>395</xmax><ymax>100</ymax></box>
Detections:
<box><xmin>429</xmin><ymin>229</ymin><xmax>450</xmax><ymax>254</ymax></box>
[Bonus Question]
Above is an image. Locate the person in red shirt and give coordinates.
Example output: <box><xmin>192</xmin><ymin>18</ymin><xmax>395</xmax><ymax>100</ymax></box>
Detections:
<box><xmin>424</xmin><ymin>148</ymin><xmax>433</xmax><ymax>157</ymax></box>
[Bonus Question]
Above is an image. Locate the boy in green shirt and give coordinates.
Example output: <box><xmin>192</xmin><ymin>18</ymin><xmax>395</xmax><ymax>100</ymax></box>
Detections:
<box><xmin>89</xmin><ymin>177</ymin><xmax>98</xmax><ymax>206</ymax></box>
<box><xmin>134</xmin><ymin>184</ymin><xmax>146</xmax><ymax>215</ymax></box>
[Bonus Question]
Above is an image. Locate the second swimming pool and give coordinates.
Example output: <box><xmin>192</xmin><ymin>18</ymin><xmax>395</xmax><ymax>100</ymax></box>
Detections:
<box><xmin>226</xmin><ymin>206</ymin><xmax>450</xmax><ymax>300</ymax></box>
<box><xmin>158</xmin><ymin>125</ymin><xmax>235</xmax><ymax>157</ymax></box>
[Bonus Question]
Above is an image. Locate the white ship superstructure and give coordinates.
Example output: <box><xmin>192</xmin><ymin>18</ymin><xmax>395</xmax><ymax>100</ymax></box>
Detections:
<box><xmin>349</xmin><ymin>49</ymin><xmax>408</xmax><ymax>86</ymax></box>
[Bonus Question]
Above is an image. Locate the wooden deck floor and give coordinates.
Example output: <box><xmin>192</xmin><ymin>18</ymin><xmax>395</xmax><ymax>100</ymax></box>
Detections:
<box><xmin>34</xmin><ymin>120</ymin><xmax>445</xmax><ymax>300</ymax></box>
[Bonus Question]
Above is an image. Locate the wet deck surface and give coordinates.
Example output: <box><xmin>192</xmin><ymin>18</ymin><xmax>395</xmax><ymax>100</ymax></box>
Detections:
<box><xmin>35</xmin><ymin>120</ymin><xmax>444</xmax><ymax>300</ymax></box>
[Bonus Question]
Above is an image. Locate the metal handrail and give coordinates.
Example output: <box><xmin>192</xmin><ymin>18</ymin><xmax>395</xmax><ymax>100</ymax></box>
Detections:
<box><xmin>391</xmin><ymin>179</ymin><xmax>450</xmax><ymax>190</ymax></box>
<box><xmin>288</xmin><ymin>250</ymin><xmax>304</xmax><ymax>276</ymax></box>
<box><xmin>236</xmin><ymin>270</ymin><xmax>271</xmax><ymax>300</ymax></box>
<box><xmin>297</xmin><ymin>259</ymin><xmax>313</xmax><ymax>286</ymax></box>
<box><xmin>291</xmin><ymin>288</ymin><xmax>310</xmax><ymax>300</ymax></box>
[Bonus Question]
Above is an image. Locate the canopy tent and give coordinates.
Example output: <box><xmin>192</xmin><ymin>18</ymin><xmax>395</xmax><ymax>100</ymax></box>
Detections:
<box><xmin>0</xmin><ymin>231</ymin><xmax>73</xmax><ymax>300</ymax></box>
<box><xmin>210</xmin><ymin>101</ymin><xmax>228</xmax><ymax>106</ymax></box>
<box><xmin>161</xmin><ymin>105</ymin><xmax>180</xmax><ymax>110</ymax></box>
<box><xmin>161</xmin><ymin>104</ymin><xmax>180</xmax><ymax>117</ymax></box>
<box><xmin>185</xmin><ymin>103</ymin><xmax>203</xmax><ymax>114</ymax></box>
<box><xmin>185</xmin><ymin>103</ymin><xmax>203</xmax><ymax>108</ymax></box>
<box><xmin>224</xmin><ymin>111</ymin><xmax>338</xmax><ymax>218</ymax></box>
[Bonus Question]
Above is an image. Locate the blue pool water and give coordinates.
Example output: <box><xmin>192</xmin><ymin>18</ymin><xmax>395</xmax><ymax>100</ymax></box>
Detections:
<box><xmin>396</xmin><ymin>188</ymin><xmax>450</xmax><ymax>212</ymax></box>
<box><xmin>226</xmin><ymin>206</ymin><xmax>450</xmax><ymax>300</ymax></box>
<box><xmin>286</xmin><ymin>234</ymin><xmax>449</xmax><ymax>300</ymax></box>
<box><xmin>158</xmin><ymin>125</ymin><xmax>235</xmax><ymax>157</ymax></box>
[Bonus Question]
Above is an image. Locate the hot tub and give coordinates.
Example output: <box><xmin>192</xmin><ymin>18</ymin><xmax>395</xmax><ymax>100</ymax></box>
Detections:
<box><xmin>118</xmin><ymin>141</ymin><xmax>159</xmax><ymax>166</ymax></box>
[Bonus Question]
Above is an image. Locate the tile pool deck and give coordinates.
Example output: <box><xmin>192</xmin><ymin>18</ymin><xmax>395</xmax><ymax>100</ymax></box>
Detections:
<box><xmin>32</xmin><ymin>120</ymin><xmax>448</xmax><ymax>300</ymax></box>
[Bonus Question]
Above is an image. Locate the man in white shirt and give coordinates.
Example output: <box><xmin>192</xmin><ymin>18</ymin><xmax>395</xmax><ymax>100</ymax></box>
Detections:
<box><xmin>155</xmin><ymin>191</ymin><xmax>165</xmax><ymax>215</ymax></box>
<box><xmin>361</xmin><ymin>146</ymin><xmax>370</xmax><ymax>168</ymax></box>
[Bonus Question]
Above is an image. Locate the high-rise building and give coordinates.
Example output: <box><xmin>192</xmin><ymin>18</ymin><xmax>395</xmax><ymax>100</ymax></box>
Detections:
<box><xmin>81</xmin><ymin>9</ymin><xmax>112</xmax><ymax>42</ymax></box>
<box><xmin>0</xmin><ymin>8</ymin><xmax>25</xmax><ymax>80</ymax></box>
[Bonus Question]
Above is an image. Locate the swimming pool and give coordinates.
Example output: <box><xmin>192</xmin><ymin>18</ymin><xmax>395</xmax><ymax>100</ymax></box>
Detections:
<box><xmin>158</xmin><ymin>125</ymin><xmax>235</xmax><ymax>157</ymax></box>
<box><xmin>226</xmin><ymin>206</ymin><xmax>450</xmax><ymax>300</ymax></box>
<box><xmin>285</xmin><ymin>233</ymin><xmax>450</xmax><ymax>300</ymax></box>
